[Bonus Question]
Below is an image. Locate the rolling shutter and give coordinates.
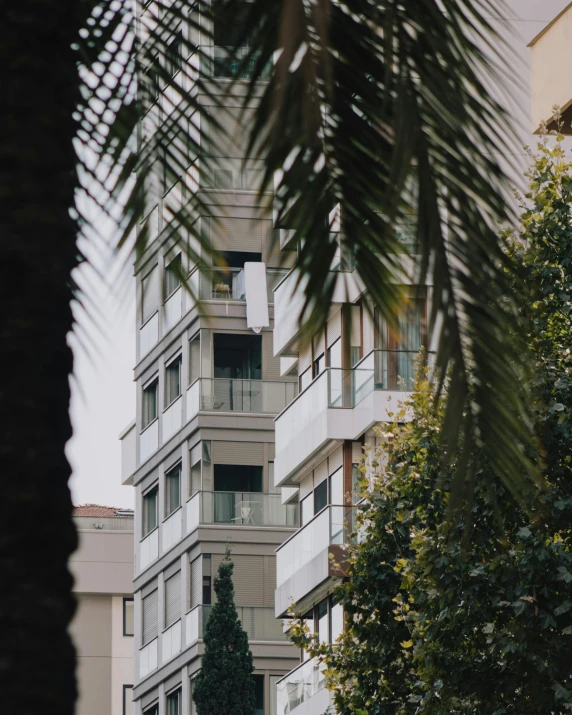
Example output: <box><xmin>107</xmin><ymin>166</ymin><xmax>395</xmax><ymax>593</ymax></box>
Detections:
<box><xmin>210</xmin><ymin>217</ymin><xmax>265</xmax><ymax>252</ymax></box>
<box><xmin>190</xmin><ymin>444</ymin><xmax>201</xmax><ymax>466</ymax></box>
<box><xmin>328</xmin><ymin>446</ymin><xmax>343</xmax><ymax>474</ymax></box>
<box><xmin>299</xmin><ymin>471</ymin><xmax>314</xmax><ymax>500</ymax></box>
<box><xmin>265</xmin><ymin>557</ymin><xmax>277</xmax><ymax>607</ymax></box>
<box><xmin>142</xmin><ymin>589</ymin><xmax>158</xmax><ymax>644</ymax></box>
<box><xmin>212</xmin><ymin>441</ymin><xmax>264</xmax><ymax>465</ymax></box>
<box><xmin>206</xmin><ymin>107</ymin><xmax>254</xmax><ymax>158</ymax></box>
<box><xmin>265</xmin><ymin>227</ymin><xmax>281</xmax><ymax>268</ymax></box>
<box><xmin>212</xmin><ymin>555</ymin><xmax>264</xmax><ymax>606</ymax></box>
<box><xmin>263</xmin><ymin>331</ymin><xmax>281</xmax><ymax>380</ymax></box>
<box><xmin>190</xmin><ymin>557</ymin><xmax>202</xmax><ymax>609</ymax></box>
<box><xmin>165</xmin><ymin>571</ymin><xmax>181</xmax><ymax>628</ymax></box>
<box><xmin>298</xmin><ymin>343</ymin><xmax>312</xmax><ymax>373</ymax></box>
<box><xmin>142</xmin><ymin>265</ymin><xmax>160</xmax><ymax>324</ymax></box>
<box><xmin>313</xmin><ymin>332</ymin><xmax>325</xmax><ymax>359</ymax></box>
<box><xmin>327</xmin><ymin>309</ymin><xmax>342</xmax><ymax>347</ymax></box>
<box><xmin>313</xmin><ymin>459</ymin><xmax>328</xmax><ymax>487</ymax></box>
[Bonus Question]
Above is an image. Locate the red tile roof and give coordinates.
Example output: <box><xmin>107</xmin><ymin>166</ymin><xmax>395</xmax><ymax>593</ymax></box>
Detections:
<box><xmin>73</xmin><ymin>504</ymin><xmax>134</xmax><ymax>518</ymax></box>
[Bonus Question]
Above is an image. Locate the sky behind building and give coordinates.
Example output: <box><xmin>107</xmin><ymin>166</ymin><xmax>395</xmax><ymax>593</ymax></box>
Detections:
<box><xmin>66</xmin><ymin>0</ymin><xmax>571</xmax><ymax>510</ymax></box>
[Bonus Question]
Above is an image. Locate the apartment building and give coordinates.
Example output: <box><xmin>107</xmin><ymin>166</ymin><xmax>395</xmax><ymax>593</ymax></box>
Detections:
<box><xmin>271</xmin><ymin>258</ymin><xmax>433</xmax><ymax>715</ymax></box>
<box><xmin>529</xmin><ymin>2</ymin><xmax>572</xmax><ymax>134</ymax></box>
<box><xmin>70</xmin><ymin>505</ymin><xmax>135</xmax><ymax>715</ymax></box>
<box><xmin>119</xmin><ymin>3</ymin><xmax>300</xmax><ymax>714</ymax></box>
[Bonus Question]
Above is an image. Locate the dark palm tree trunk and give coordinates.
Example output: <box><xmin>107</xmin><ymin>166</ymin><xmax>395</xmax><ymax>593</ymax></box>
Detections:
<box><xmin>0</xmin><ymin>1</ymin><xmax>82</xmax><ymax>712</ymax></box>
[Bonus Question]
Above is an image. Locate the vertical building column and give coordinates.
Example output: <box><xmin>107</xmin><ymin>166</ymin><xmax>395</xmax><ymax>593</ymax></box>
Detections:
<box><xmin>180</xmin><ymin>553</ymin><xmax>189</xmax><ymax>647</ymax></box>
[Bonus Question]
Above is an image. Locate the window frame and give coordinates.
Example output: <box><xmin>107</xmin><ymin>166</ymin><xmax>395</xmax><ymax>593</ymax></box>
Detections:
<box><xmin>123</xmin><ymin>685</ymin><xmax>134</xmax><ymax>715</ymax></box>
<box><xmin>123</xmin><ymin>597</ymin><xmax>134</xmax><ymax>637</ymax></box>
<box><xmin>142</xmin><ymin>485</ymin><xmax>159</xmax><ymax>537</ymax></box>
<box><xmin>142</xmin><ymin>378</ymin><xmax>159</xmax><ymax>429</ymax></box>
<box><xmin>166</xmin><ymin>687</ymin><xmax>182</xmax><ymax>715</ymax></box>
<box><xmin>164</xmin><ymin>253</ymin><xmax>182</xmax><ymax>300</ymax></box>
<box><xmin>165</xmin><ymin>462</ymin><xmax>182</xmax><ymax>518</ymax></box>
<box><xmin>165</xmin><ymin>354</ymin><xmax>182</xmax><ymax>407</ymax></box>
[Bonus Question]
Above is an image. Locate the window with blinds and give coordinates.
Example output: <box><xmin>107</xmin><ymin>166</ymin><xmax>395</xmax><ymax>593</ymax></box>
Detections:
<box><xmin>166</xmin><ymin>688</ymin><xmax>181</xmax><ymax>715</ymax></box>
<box><xmin>165</xmin><ymin>463</ymin><xmax>181</xmax><ymax>517</ymax></box>
<box><xmin>142</xmin><ymin>379</ymin><xmax>158</xmax><ymax>428</ymax></box>
<box><xmin>165</xmin><ymin>571</ymin><xmax>181</xmax><ymax>628</ymax></box>
<box><xmin>165</xmin><ymin>356</ymin><xmax>181</xmax><ymax>406</ymax></box>
<box><xmin>142</xmin><ymin>487</ymin><xmax>158</xmax><ymax>537</ymax></box>
<box><xmin>211</xmin><ymin>554</ymin><xmax>264</xmax><ymax>606</ymax></box>
<box><xmin>142</xmin><ymin>590</ymin><xmax>158</xmax><ymax>645</ymax></box>
<box><xmin>190</xmin><ymin>557</ymin><xmax>202</xmax><ymax>609</ymax></box>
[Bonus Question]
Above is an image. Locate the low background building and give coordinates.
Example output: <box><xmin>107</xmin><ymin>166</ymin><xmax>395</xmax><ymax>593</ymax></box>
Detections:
<box><xmin>70</xmin><ymin>505</ymin><xmax>135</xmax><ymax>715</ymax></box>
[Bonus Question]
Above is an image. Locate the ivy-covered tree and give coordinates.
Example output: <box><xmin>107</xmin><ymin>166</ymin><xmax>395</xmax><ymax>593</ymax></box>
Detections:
<box><xmin>192</xmin><ymin>552</ymin><xmax>255</xmax><ymax>715</ymax></box>
<box><xmin>289</xmin><ymin>134</ymin><xmax>572</xmax><ymax>714</ymax></box>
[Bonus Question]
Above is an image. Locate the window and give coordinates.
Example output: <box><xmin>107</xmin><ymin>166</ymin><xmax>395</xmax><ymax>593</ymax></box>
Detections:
<box><xmin>165</xmin><ymin>571</ymin><xmax>182</xmax><ymax>628</ymax></box>
<box><xmin>123</xmin><ymin>685</ymin><xmax>134</xmax><ymax>715</ymax></box>
<box><xmin>253</xmin><ymin>675</ymin><xmax>264</xmax><ymax>715</ymax></box>
<box><xmin>350</xmin><ymin>346</ymin><xmax>361</xmax><ymax>367</ymax></box>
<box><xmin>143</xmin><ymin>486</ymin><xmax>158</xmax><ymax>536</ymax></box>
<box><xmin>329</xmin><ymin>467</ymin><xmax>343</xmax><ymax>505</ymax></box>
<box><xmin>313</xmin><ymin>352</ymin><xmax>325</xmax><ymax>377</ymax></box>
<box><xmin>165</xmin><ymin>463</ymin><xmax>181</xmax><ymax>516</ymax></box>
<box><xmin>123</xmin><ymin>598</ymin><xmax>134</xmax><ymax>636</ymax></box>
<box><xmin>165</xmin><ymin>32</ymin><xmax>182</xmax><ymax>77</ymax></box>
<box><xmin>203</xmin><ymin>555</ymin><xmax>212</xmax><ymax>605</ymax></box>
<box><xmin>189</xmin><ymin>333</ymin><xmax>200</xmax><ymax>384</ymax></box>
<box><xmin>166</xmin><ymin>688</ymin><xmax>181</xmax><ymax>715</ymax></box>
<box><xmin>299</xmin><ymin>367</ymin><xmax>312</xmax><ymax>392</ymax></box>
<box><xmin>164</xmin><ymin>254</ymin><xmax>182</xmax><ymax>298</ymax></box>
<box><xmin>142</xmin><ymin>589</ymin><xmax>159</xmax><ymax>645</ymax></box>
<box><xmin>165</xmin><ymin>356</ymin><xmax>181</xmax><ymax>406</ymax></box>
<box><xmin>302</xmin><ymin>609</ymin><xmax>313</xmax><ymax>660</ymax></box>
<box><xmin>301</xmin><ymin>494</ymin><xmax>313</xmax><ymax>526</ymax></box>
<box><xmin>144</xmin><ymin>707</ymin><xmax>158</xmax><ymax>715</ymax></box>
<box><xmin>314</xmin><ymin>480</ymin><xmax>328</xmax><ymax>514</ymax></box>
<box><xmin>317</xmin><ymin>599</ymin><xmax>328</xmax><ymax>644</ymax></box>
<box><xmin>327</xmin><ymin>338</ymin><xmax>342</xmax><ymax>369</ymax></box>
<box><xmin>142</xmin><ymin>379</ymin><xmax>158</xmax><ymax>428</ymax></box>
<box><xmin>330</xmin><ymin>597</ymin><xmax>344</xmax><ymax>643</ymax></box>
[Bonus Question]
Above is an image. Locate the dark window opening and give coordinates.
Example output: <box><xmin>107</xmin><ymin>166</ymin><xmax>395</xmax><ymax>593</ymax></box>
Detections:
<box><xmin>212</xmin><ymin>252</ymin><xmax>262</xmax><ymax>299</ymax></box>
<box><xmin>253</xmin><ymin>674</ymin><xmax>264</xmax><ymax>715</ymax></box>
<box><xmin>214</xmin><ymin>333</ymin><xmax>262</xmax><ymax>380</ymax></box>
<box><xmin>314</xmin><ymin>480</ymin><xmax>328</xmax><ymax>514</ymax></box>
<box><xmin>214</xmin><ymin>464</ymin><xmax>263</xmax><ymax>493</ymax></box>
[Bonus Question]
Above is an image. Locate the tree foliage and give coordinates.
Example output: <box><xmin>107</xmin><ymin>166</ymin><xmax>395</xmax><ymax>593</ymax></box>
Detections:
<box><xmin>289</xmin><ymin>136</ymin><xmax>572</xmax><ymax>714</ymax></box>
<box><xmin>192</xmin><ymin>553</ymin><xmax>255</xmax><ymax>715</ymax></box>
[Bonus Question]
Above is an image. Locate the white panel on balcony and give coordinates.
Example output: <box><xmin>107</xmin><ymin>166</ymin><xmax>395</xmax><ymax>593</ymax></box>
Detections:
<box><xmin>139</xmin><ymin>528</ymin><xmax>159</xmax><ymax>571</ymax></box>
<box><xmin>186</xmin><ymin>607</ymin><xmax>200</xmax><ymax>646</ymax></box>
<box><xmin>161</xmin><ymin>619</ymin><xmax>182</xmax><ymax>664</ymax></box>
<box><xmin>162</xmin><ymin>508</ymin><xmax>182</xmax><ymax>553</ymax></box>
<box><xmin>245</xmin><ymin>262</ymin><xmax>269</xmax><ymax>331</ymax></box>
<box><xmin>163</xmin><ymin>396</ymin><xmax>182</xmax><ymax>443</ymax></box>
<box><xmin>164</xmin><ymin>287</ymin><xmax>182</xmax><ymax>332</ymax></box>
<box><xmin>140</xmin><ymin>419</ymin><xmax>159</xmax><ymax>464</ymax></box>
<box><xmin>139</xmin><ymin>638</ymin><xmax>158</xmax><ymax>679</ymax></box>
<box><xmin>186</xmin><ymin>381</ymin><xmax>200</xmax><ymax>420</ymax></box>
<box><xmin>186</xmin><ymin>494</ymin><xmax>200</xmax><ymax>534</ymax></box>
<box><xmin>140</xmin><ymin>312</ymin><xmax>159</xmax><ymax>358</ymax></box>
<box><xmin>273</xmin><ymin>269</ymin><xmax>306</xmax><ymax>357</ymax></box>
<box><xmin>120</xmin><ymin>421</ymin><xmax>136</xmax><ymax>486</ymax></box>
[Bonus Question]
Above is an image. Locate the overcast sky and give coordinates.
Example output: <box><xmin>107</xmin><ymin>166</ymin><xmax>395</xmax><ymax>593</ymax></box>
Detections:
<box><xmin>66</xmin><ymin>0</ymin><xmax>572</xmax><ymax>509</ymax></box>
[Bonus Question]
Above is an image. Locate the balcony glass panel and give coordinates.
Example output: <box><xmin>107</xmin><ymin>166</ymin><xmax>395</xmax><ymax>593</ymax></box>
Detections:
<box><xmin>276</xmin><ymin>505</ymin><xmax>356</xmax><ymax>586</ymax></box>
<box><xmin>186</xmin><ymin>491</ymin><xmax>298</xmax><ymax>531</ymax></box>
<box><xmin>276</xmin><ymin>658</ymin><xmax>326</xmax><ymax>715</ymax></box>
<box><xmin>186</xmin><ymin>605</ymin><xmax>287</xmax><ymax>645</ymax></box>
<box><xmin>188</xmin><ymin>379</ymin><xmax>297</xmax><ymax>416</ymax></box>
<box><xmin>371</xmin><ymin>348</ymin><xmax>435</xmax><ymax>391</ymax></box>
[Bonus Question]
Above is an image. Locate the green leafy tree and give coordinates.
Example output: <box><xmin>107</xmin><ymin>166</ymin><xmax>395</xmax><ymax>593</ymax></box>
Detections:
<box><xmin>290</xmin><ymin>135</ymin><xmax>572</xmax><ymax>714</ymax></box>
<box><xmin>192</xmin><ymin>553</ymin><xmax>255</xmax><ymax>715</ymax></box>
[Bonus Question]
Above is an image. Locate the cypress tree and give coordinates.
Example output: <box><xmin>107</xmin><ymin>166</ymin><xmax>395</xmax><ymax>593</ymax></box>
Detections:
<box><xmin>192</xmin><ymin>551</ymin><xmax>255</xmax><ymax>715</ymax></box>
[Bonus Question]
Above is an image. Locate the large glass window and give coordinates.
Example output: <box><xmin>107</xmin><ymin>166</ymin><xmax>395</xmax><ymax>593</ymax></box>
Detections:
<box><xmin>314</xmin><ymin>480</ymin><xmax>328</xmax><ymax>514</ymax></box>
<box><xmin>165</xmin><ymin>356</ymin><xmax>181</xmax><ymax>406</ymax></box>
<box><xmin>253</xmin><ymin>675</ymin><xmax>264</xmax><ymax>715</ymax></box>
<box><xmin>302</xmin><ymin>609</ymin><xmax>314</xmax><ymax>661</ymax></box>
<box><xmin>213</xmin><ymin>333</ymin><xmax>262</xmax><ymax>380</ymax></box>
<box><xmin>330</xmin><ymin>598</ymin><xmax>344</xmax><ymax>643</ymax></box>
<box><xmin>313</xmin><ymin>352</ymin><xmax>325</xmax><ymax>377</ymax></box>
<box><xmin>299</xmin><ymin>367</ymin><xmax>312</xmax><ymax>392</ymax></box>
<box><xmin>165</xmin><ymin>463</ymin><xmax>181</xmax><ymax>516</ymax></box>
<box><xmin>142</xmin><ymin>486</ymin><xmax>158</xmax><ymax>536</ymax></box>
<box><xmin>142</xmin><ymin>379</ymin><xmax>158</xmax><ymax>428</ymax></box>
<box><xmin>317</xmin><ymin>599</ymin><xmax>328</xmax><ymax>644</ymax></box>
<box><xmin>164</xmin><ymin>254</ymin><xmax>182</xmax><ymax>298</ymax></box>
<box><xmin>123</xmin><ymin>598</ymin><xmax>134</xmax><ymax>636</ymax></box>
<box><xmin>329</xmin><ymin>467</ymin><xmax>343</xmax><ymax>505</ymax></box>
<box><xmin>327</xmin><ymin>338</ymin><xmax>342</xmax><ymax>369</ymax></box>
<box><xmin>166</xmin><ymin>688</ymin><xmax>181</xmax><ymax>715</ymax></box>
<box><xmin>300</xmin><ymin>495</ymin><xmax>313</xmax><ymax>526</ymax></box>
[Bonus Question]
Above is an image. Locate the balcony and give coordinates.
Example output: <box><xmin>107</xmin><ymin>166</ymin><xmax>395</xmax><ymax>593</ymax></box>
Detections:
<box><xmin>140</xmin><ymin>418</ymin><xmax>159</xmax><ymax>464</ymax></box>
<box><xmin>139</xmin><ymin>638</ymin><xmax>158</xmax><ymax>679</ymax></box>
<box><xmin>139</xmin><ymin>527</ymin><xmax>159</xmax><ymax>571</ymax></box>
<box><xmin>189</xmin><ymin>266</ymin><xmax>288</xmax><ymax>303</ymax></box>
<box><xmin>187</xmin><ymin>378</ymin><xmax>297</xmax><ymax>419</ymax></box>
<box><xmin>186</xmin><ymin>491</ymin><xmax>298</xmax><ymax>534</ymax></box>
<box><xmin>273</xmin><ymin>265</ymin><xmax>364</xmax><ymax>357</ymax></box>
<box><xmin>275</xmin><ymin>505</ymin><xmax>356</xmax><ymax>616</ymax></box>
<box><xmin>276</xmin><ymin>658</ymin><xmax>330</xmax><ymax>715</ymax></box>
<box><xmin>162</xmin><ymin>507</ymin><xmax>182</xmax><ymax>553</ymax></box>
<box><xmin>274</xmin><ymin>349</ymin><xmax>432</xmax><ymax>487</ymax></box>
<box><xmin>185</xmin><ymin>605</ymin><xmax>286</xmax><ymax>646</ymax></box>
<box><xmin>139</xmin><ymin>312</ymin><xmax>158</xmax><ymax>358</ymax></box>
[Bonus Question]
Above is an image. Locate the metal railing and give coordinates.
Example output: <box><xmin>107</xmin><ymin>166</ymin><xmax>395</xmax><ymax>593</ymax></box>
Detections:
<box><xmin>276</xmin><ymin>505</ymin><xmax>357</xmax><ymax>586</ymax></box>
<box><xmin>189</xmin><ymin>378</ymin><xmax>297</xmax><ymax>415</ymax></box>
<box><xmin>276</xmin><ymin>658</ymin><xmax>327</xmax><ymax>715</ymax></box>
<box><xmin>187</xmin><ymin>490</ymin><xmax>298</xmax><ymax>530</ymax></box>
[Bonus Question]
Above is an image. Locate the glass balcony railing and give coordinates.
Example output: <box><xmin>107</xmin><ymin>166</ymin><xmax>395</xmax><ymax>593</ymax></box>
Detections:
<box><xmin>186</xmin><ymin>605</ymin><xmax>287</xmax><ymax>645</ymax></box>
<box><xmin>276</xmin><ymin>505</ymin><xmax>357</xmax><ymax>586</ymax></box>
<box><xmin>358</xmin><ymin>348</ymin><xmax>436</xmax><ymax>392</ymax></box>
<box><xmin>189</xmin><ymin>266</ymin><xmax>290</xmax><ymax>303</ymax></box>
<box><xmin>188</xmin><ymin>378</ymin><xmax>297</xmax><ymax>417</ymax></box>
<box><xmin>186</xmin><ymin>490</ymin><xmax>298</xmax><ymax>531</ymax></box>
<box><xmin>276</xmin><ymin>658</ymin><xmax>327</xmax><ymax>715</ymax></box>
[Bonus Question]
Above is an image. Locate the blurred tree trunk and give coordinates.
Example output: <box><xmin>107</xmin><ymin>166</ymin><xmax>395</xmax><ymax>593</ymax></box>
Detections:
<box><xmin>0</xmin><ymin>1</ymin><xmax>82</xmax><ymax>713</ymax></box>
